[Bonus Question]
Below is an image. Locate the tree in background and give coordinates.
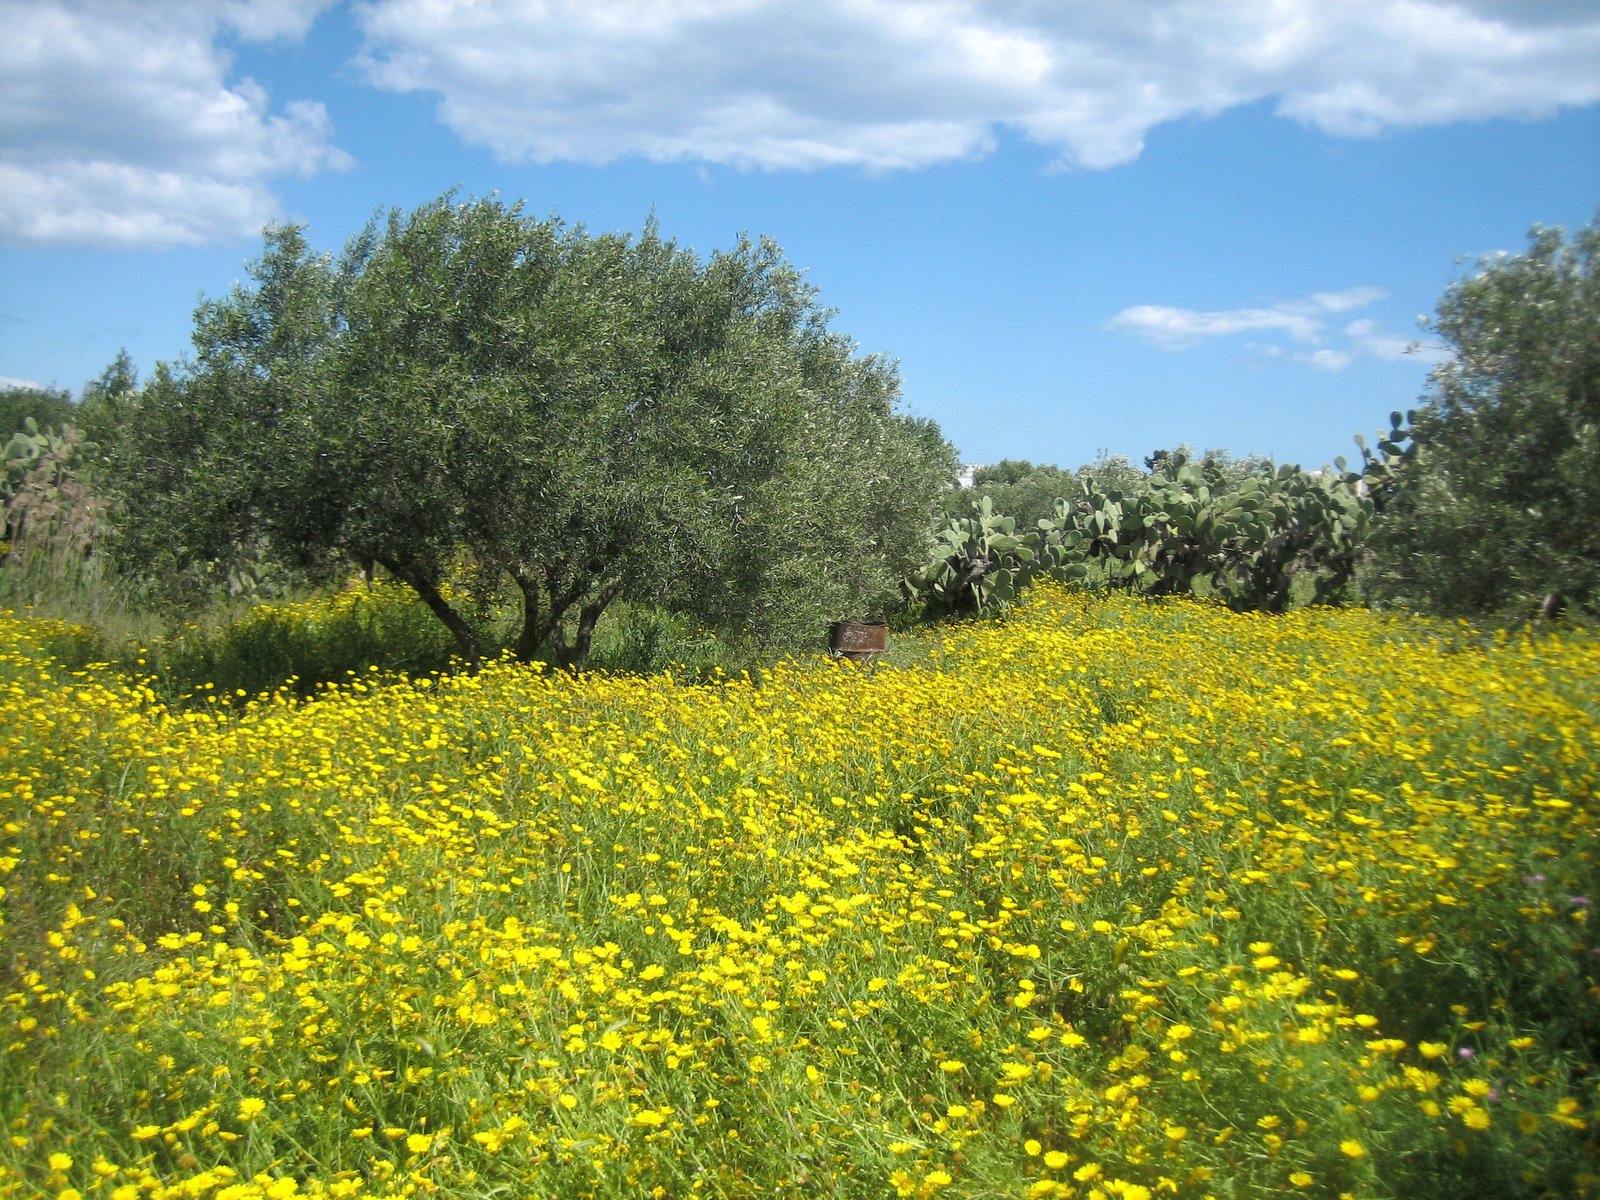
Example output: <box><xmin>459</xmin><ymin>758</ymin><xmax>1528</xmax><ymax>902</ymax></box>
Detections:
<box><xmin>76</xmin><ymin>350</ymin><xmax>139</xmax><ymax>445</ymax></box>
<box><xmin>965</xmin><ymin>449</ymin><xmax>1274</xmax><ymax>531</ymax></box>
<box><xmin>107</xmin><ymin>194</ymin><xmax>954</xmax><ymax>668</ymax></box>
<box><xmin>1</xmin><ymin>384</ymin><xmax>74</xmax><ymax>437</ymax></box>
<box><xmin>964</xmin><ymin>459</ymin><xmax>1078</xmax><ymax>527</ymax></box>
<box><xmin>1</xmin><ymin>350</ymin><xmax>137</xmax><ymax>442</ymax></box>
<box><xmin>1074</xmin><ymin>452</ymin><xmax>1146</xmax><ymax>497</ymax></box>
<box><xmin>1368</xmin><ymin>216</ymin><xmax>1600</xmax><ymax>617</ymax></box>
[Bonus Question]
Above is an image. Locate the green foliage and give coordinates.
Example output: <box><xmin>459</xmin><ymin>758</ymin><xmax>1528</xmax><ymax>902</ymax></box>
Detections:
<box><xmin>74</xmin><ymin>349</ymin><xmax>139</xmax><ymax>447</ymax></box>
<box><xmin>106</xmin><ymin>194</ymin><xmax>955</xmax><ymax>671</ymax></box>
<box><xmin>910</xmin><ymin>451</ymin><xmax>1376</xmax><ymax>618</ymax></box>
<box><xmin>1115</xmin><ymin>453</ymin><xmax>1371</xmax><ymax>611</ymax></box>
<box><xmin>2</xmin><ymin>351</ymin><xmax>146</xmax><ymax>612</ymax></box>
<box><xmin>904</xmin><ymin>494</ymin><xmax>1059</xmax><ymax>617</ymax></box>
<box><xmin>3</xmin><ymin>419</ymin><xmax>102</xmax><ymax>566</ymax></box>
<box><xmin>1368</xmin><ymin>215</ymin><xmax>1600</xmax><ymax>617</ymax></box>
<box><xmin>955</xmin><ymin>450</ymin><xmax>1277</xmax><ymax>562</ymax></box>
<box><xmin>964</xmin><ymin>458</ymin><xmax>1077</xmax><ymax>527</ymax></box>
<box><xmin>1073</xmin><ymin>450</ymin><xmax>1147</xmax><ymax>497</ymax></box>
<box><xmin>0</xmin><ymin>419</ymin><xmax>130</xmax><ymax>629</ymax></box>
<box><xmin>3</xmin><ymin>416</ymin><xmax>58</xmax><ymax>506</ymax></box>
<box><xmin>134</xmin><ymin>583</ymin><xmax>463</xmax><ymax>705</ymax></box>
<box><xmin>581</xmin><ymin>602</ymin><xmax>765</xmax><ymax>680</ymax></box>
<box><xmin>1350</xmin><ymin>408</ymin><xmax>1418</xmax><ymax>515</ymax></box>
<box><xmin>1145</xmin><ymin>444</ymin><xmax>1277</xmax><ymax>490</ymax></box>
<box><xmin>0</xmin><ymin>384</ymin><xmax>73</xmax><ymax>438</ymax></box>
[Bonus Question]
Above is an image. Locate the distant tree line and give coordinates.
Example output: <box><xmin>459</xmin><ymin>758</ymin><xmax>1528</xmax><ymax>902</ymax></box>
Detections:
<box><xmin>1</xmin><ymin>384</ymin><xmax>73</xmax><ymax>438</ymax></box>
<box><xmin>6</xmin><ymin>206</ymin><xmax>1596</xmax><ymax>658</ymax></box>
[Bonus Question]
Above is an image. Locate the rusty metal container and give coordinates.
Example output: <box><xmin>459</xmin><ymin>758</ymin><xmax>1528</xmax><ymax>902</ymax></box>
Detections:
<box><xmin>828</xmin><ymin>619</ymin><xmax>887</xmax><ymax>663</ymax></box>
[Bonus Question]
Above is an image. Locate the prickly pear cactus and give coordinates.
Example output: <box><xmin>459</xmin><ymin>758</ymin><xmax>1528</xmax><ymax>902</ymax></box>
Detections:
<box><xmin>1348</xmin><ymin>410</ymin><xmax>1416</xmax><ymax>513</ymax></box>
<box><xmin>4</xmin><ymin>417</ymin><xmax>62</xmax><ymax>504</ymax></box>
<box><xmin>3</xmin><ymin>419</ymin><xmax>102</xmax><ymax>564</ymax></box>
<box><xmin>903</xmin><ymin>495</ymin><xmax>1043</xmax><ymax>616</ymax></box>
<box><xmin>910</xmin><ymin>447</ymin><xmax>1381</xmax><ymax>621</ymax></box>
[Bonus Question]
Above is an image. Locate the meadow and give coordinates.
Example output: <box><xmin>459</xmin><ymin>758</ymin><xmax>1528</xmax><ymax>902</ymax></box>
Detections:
<box><xmin>2</xmin><ymin>583</ymin><xmax>1597</xmax><ymax>1199</ymax></box>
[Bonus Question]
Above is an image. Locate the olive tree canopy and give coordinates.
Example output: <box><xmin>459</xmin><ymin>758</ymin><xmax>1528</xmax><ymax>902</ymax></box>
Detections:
<box><xmin>1367</xmin><ymin>215</ymin><xmax>1600</xmax><ymax>617</ymax></box>
<box><xmin>110</xmin><ymin>194</ymin><xmax>956</xmax><ymax>667</ymax></box>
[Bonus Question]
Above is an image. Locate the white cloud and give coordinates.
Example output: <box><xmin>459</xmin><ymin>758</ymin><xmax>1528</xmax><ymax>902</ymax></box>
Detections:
<box><xmin>351</xmin><ymin>0</ymin><xmax>1600</xmax><ymax>171</ymax></box>
<box><xmin>1106</xmin><ymin>303</ymin><xmax>1327</xmax><ymax>350</ymax></box>
<box><xmin>217</xmin><ymin>0</ymin><xmax>333</xmax><ymax>42</ymax></box>
<box><xmin>9</xmin><ymin>1</ymin><xmax>1597</xmax><ymax>247</ymax></box>
<box><xmin>1302</xmin><ymin>287</ymin><xmax>1389</xmax><ymax>314</ymax></box>
<box><xmin>1108</xmin><ymin>287</ymin><xmax>1446</xmax><ymax>371</ymax></box>
<box><xmin>1301</xmin><ymin>349</ymin><xmax>1355</xmax><ymax>371</ymax></box>
<box><xmin>0</xmin><ymin>0</ymin><xmax>350</xmax><ymax>248</ymax></box>
<box><xmin>0</xmin><ymin>374</ymin><xmax>45</xmax><ymax>391</ymax></box>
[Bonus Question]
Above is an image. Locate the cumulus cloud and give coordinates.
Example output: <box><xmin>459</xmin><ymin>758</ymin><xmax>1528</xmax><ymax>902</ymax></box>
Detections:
<box><xmin>0</xmin><ymin>0</ymin><xmax>350</xmax><ymax>248</ymax></box>
<box><xmin>1106</xmin><ymin>303</ymin><xmax>1326</xmax><ymax>350</ymax></box>
<box><xmin>9</xmin><ymin>1</ymin><xmax>1598</xmax><ymax>247</ymax></box>
<box><xmin>350</xmin><ymin>0</ymin><xmax>1600</xmax><ymax>171</ymax></box>
<box><xmin>1107</xmin><ymin>287</ymin><xmax>1442</xmax><ymax>370</ymax></box>
<box><xmin>1108</xmin><ymin>288</ymin><xmax>1388</xmax><ymax>354</ymax></box>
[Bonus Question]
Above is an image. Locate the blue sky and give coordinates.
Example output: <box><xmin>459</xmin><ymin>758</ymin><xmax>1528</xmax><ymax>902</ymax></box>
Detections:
<box><xmin>2</xmin><ymin>1</ymin><xmax>1597</xmax><ymax>473</ymax></box>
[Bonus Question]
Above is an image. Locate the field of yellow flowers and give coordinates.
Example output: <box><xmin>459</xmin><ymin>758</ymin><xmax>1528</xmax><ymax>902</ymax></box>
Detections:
<box><xmin>3</xmin><ymin>584</ymin><xmax>1597</xmax><ymax>1199</ymax></box>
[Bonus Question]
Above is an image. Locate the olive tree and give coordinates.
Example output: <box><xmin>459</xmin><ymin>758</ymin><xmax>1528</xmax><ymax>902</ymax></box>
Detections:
<box><xmin>108</xmin><ymin>194</ymin><xmax>955</xmax><ymax>668</ymax></box>
<box><xmin>1367</xmin><ymin>215</ymin><xmax>1600</xmax><ymax>617</ymax></box>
